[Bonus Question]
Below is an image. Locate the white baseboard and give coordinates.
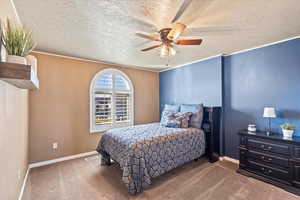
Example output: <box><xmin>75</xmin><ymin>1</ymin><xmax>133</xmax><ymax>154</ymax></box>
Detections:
<box><xmin>220</xmin><ymin>156</ymin><xmax>239</xmax><ymax>164</ymax></box>
<box><xmin>18</xmin><ymin>167</ymin><xmax>30</xmax><ymax>200</ymax></box>
<box><xmin>29</xmin><ymin>151</ymin><xmax>98</xmax><ymax>169</ymax></box>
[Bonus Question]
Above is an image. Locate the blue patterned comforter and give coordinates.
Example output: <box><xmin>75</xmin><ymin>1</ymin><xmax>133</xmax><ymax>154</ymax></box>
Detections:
<box><xmin>96</xmin><ymin>123</ymin><xmax>205</xmax><ymax>194</ymax></box>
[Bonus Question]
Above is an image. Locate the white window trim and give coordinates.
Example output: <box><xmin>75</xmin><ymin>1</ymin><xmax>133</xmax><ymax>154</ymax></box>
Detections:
<box><xmin>90</xmin><ymin>68</ymin><xmax>134</xmax><ymax>133</ymax></box>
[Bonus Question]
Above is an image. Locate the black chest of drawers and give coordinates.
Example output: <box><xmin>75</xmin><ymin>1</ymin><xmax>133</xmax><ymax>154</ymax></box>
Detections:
<box><xmin>237</xmin><ymin>130</ymin><xmax>300</xmax><ymax>195</ymax></box>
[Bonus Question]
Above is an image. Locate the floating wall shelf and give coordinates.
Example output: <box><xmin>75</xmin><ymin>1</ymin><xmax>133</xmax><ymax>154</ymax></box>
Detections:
<box><xmin>0</xmin><ymin>62</ymin><xmax>39</xmax><ymax>89</ymax></box>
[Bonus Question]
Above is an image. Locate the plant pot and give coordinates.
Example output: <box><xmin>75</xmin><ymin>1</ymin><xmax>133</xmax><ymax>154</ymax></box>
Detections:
<box><xmin>7</xmin><ymin>55</ymin><xmax>27</xmax><ymax>65</ymax></box>
<box><xmin>0</xmin><ymin>45</ymin><xmax>7</xmax><ymax>62</ymax></box>
<box><xmin>282</xmin><ymin>129</ymin><xmax>294</xmax><ymax>138</ymax></box>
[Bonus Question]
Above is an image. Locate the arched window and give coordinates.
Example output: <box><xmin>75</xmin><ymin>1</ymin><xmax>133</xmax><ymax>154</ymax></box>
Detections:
<box><xmin>90</xmin><ymin>69</ymin><xmax>134</xmax><ymax>133</ymax></box>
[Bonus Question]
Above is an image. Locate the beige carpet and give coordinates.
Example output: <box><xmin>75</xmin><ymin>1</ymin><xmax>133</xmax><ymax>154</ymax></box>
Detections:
<box><xmin>22</xmin><ymin>156</ymin><xmax>299</xmax><ymax>200</ymax></box>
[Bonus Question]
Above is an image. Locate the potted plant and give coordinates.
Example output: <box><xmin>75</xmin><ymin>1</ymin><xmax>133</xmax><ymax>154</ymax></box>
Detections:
<box><xmin>1</xmin><ymin>19</ymin><xmax>35</xmax><ymax>65</ymax></box>
<box><xmin>281</xmin><ymin>123</ymin><xmax>296</xmax><ymax>138</ymax></box>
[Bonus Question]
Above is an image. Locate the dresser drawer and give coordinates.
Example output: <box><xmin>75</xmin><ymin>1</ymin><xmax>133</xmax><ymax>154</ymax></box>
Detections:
<box><xmin>248</xmin><ymin>150</ymin><xmax>289</xmax><ymax>169</ymax></box>
<box><xmin>291</xmin><ymin>161</ymin><xmax>300</xmax><ymax>189</ymax></box>
<box><xmin>292</xmin><ymin>146</ymin><xmax>300</xmax><ymax>161</ymax></box>
<box><xmin>248</xmin><ymin>138</ymin><xmax>290</xmax><ymax>155</ymax></box>
<box><xmin>248</xmin><ymin>160</ymin><xmax>289</xmax><ymax>182</ymax></box>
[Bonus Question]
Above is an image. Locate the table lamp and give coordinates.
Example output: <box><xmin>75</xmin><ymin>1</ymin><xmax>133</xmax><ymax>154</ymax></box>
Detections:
<box><xmin>263</xmin><ymin>107</ymin><xmax>276</xmax><ymax>135</ymax></box>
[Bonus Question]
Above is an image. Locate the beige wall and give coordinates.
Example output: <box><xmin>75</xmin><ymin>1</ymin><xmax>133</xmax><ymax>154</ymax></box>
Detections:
<box><xmin>29</xmin><ymin>53</ymin><xmax>160</xmax><ymax>163</ymax></box>
<box><xmin>0</xmin><ymin>0</ymin><xmax>29</xmax><ymax>200</ymax></box>
<box><xmin>0</xmin><ymin>82</ymin><xmax>29</xmax><ymax>200</ymax></box>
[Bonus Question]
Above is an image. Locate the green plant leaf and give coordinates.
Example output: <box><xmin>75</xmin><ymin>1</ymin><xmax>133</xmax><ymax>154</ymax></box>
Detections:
<box><xmin>1</xmin><ymin>18</ymin><xmax>36</xmax><ymax>57</ymax></box>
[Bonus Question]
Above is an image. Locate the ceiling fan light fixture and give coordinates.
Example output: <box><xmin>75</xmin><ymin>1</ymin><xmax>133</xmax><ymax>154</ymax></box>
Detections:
<box><xmin>160</xmin><ymin>45</ymin><xmax>176</xmax><ymax>57</ymax></box>
<box><xmin>160</xmin><ymin>45</ymin><xmax>168</xmax><ymax>57</ymax></box>
<box><xmin>169</xmin><ymin>47</ymin><xmax>176</xmax><ymax>56</ymax></box>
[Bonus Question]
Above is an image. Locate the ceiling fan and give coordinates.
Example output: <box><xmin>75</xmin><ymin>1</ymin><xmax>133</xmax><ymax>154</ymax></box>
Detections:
<box><xmin>136</xmin><ymin>0</ymin><xmax>202</xmax><ymax>58</ymax></box>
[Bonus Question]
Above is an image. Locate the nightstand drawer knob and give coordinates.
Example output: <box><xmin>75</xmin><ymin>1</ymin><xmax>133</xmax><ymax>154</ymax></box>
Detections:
<box><xmin>268</xmin><ymin>158</ymin><xmax>272</xmax><ymax>161</ymax></box>
<box><xmin>261</xmin><ymin>156</ymin><xmax>265</xmax><ymax>159</ymax></box>
<box><xmin>261</xmin><ymin>145</ymin><xmax>265</xmax><ymax>148</ymax></box>
<box><xmin>261</xmin><ymin>167</ymin><xmax>265</xmax><ymax>171</ymax></box>
<box><xmin>268</xmin><ymin>146</ymin><xmax>272</xmax><ymax>150</ymax></box>
<box><xmin>268</xmin><ymin>169</ymin><xmax>272</xmax><ymax>173</ymax></box>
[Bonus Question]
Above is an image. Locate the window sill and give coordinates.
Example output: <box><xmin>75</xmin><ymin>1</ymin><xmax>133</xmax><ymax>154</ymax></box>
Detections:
<box><xmin>90</xmin><ymin>122</ymin><xmax>133</xmax><ymax>134</ymax></box>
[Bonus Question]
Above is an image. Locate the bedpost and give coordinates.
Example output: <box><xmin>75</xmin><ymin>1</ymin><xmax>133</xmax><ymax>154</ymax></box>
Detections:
<box><xmin>203</xmin><ymin>107</ymin><xmax>221</xmax><ymax>163</ymax></box>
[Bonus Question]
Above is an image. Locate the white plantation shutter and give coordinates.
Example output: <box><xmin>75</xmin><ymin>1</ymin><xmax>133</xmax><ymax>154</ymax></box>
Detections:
<box><xmin>90</xmin><ymin>69</ymin><xmax>134</xmax><ymax>132</ymax></box>
<box><xmin>115</xmin><ymin>93</ymin><xmax>131</xmax><ymax>122</ymax></box>
<box><xmin>94</xmin><ymin>92</ymin><xmax>112</xmax><ymax>124</ymax></box>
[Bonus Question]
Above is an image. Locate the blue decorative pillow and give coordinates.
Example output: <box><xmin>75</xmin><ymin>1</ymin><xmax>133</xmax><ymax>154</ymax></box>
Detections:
<box><xmin>164</xmin><ymin>104</ymin><xmax>180</xmax><ymax>112</ymax></box>
<box><xmin>180</xmin><ymin>104</ymin><xmax>204</xmax><ymax>129</ymax></box>
<box><xmin>160</xmin><ymin>110</ymin><xmax>174</xmax><ymax>126</ymax></box>
<box><xmin>160</xmin><ymin>111</ymin><xmax>192</xmax><ymax>128</ymax></box>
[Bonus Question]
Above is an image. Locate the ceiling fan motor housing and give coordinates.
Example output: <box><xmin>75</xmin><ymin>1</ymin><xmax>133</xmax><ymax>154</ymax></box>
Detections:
<box><xmin>159</xmin><ymin>28</ymin><xmax>173</xmax><ymax>43</ymax></box>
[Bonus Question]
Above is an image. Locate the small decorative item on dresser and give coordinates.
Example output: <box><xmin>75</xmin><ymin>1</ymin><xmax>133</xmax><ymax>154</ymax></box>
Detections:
<box><xmin>281</xmin><ymin>123</ymin><xmax>295</xmax><ymax>138</ymax></box>
<box><xmin>248</xmin><ymin>124</ymin><xmax>256</xmax><ymax>132</ymax></box>
<box><xmin>263</xmin><ymin>107</ymin><xmax>276</xmax><ymax>135</ymax></box>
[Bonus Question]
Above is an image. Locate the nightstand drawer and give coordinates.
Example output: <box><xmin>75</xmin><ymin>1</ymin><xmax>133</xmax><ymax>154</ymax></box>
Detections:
<box><xmin>248</xmin><ymin>138</ymin><xmax>290</xmax><ymax>155</ymax></box>
<box><xmin>248</xmin><ymin>150</ymin><xmax>289</xmax><ymax>168</ymax></box>
<box><xmin>248</xmin><ymin>160</ymin><xmax>289</xmax><ymax>182</ymax></box>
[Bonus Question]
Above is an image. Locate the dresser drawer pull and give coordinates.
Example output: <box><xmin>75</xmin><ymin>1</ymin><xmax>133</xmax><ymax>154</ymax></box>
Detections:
<box><xmin>267</xmin><ymin>169</ymin><xmax>272</xmax><ymax>174</ymax></box>
<box><xmin>260</xmin><ymin>156</ymin><xmax>273</xmax><ymax>162</ymax></box>
<box><xmin>261</xmin><ymin>167</ymin><xmax>265</xmax><ymax>171</ymax></box>
<box><xmin>261</xmin><ymin>146</ymin><xmax>272</xmax><ymax>151</ymax></box>
<box><xmin>259</xmin><ymin>144</ymin><xmax>272</xmax><ymax>151</ymax></box>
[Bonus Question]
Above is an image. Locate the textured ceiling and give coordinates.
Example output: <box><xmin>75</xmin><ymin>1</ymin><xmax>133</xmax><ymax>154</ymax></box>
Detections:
<box><xmin>13</xmin><ymin>0</ymin><xmax>300</xmax><ymax>71</ymax></box>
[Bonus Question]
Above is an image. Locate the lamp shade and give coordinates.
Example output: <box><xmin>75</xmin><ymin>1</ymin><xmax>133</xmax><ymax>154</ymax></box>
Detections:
<box><xmin>263</xmin><ymin>107</ymin><xmax>276</xmax><ymax>118</ymax></box>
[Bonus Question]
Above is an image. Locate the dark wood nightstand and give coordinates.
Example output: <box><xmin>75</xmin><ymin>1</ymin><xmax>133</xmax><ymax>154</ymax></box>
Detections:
<box><xmin>237</xmin><ymin>130</ymin><xmax>300</xmax><ymax>196</ymax></box>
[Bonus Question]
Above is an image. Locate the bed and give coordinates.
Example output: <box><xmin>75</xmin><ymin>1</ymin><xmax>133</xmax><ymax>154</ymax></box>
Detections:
<box><xmin>96</xmin><ymin>107</ymin><xmax>221</xmax><ymax>194</ymax></box>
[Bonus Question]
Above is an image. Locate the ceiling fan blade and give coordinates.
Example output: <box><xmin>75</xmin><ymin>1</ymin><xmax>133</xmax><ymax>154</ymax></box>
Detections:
<box><xmin>167</xmin><ymin>23</ymin><xmax>187</xmax><ymax>40</ymax></box>
<box><xmin>141</xmin><ymin>44</ymin><xmax>162</xmax><ymax>51</ymax></box>
<box><xmin>182</xmin><ymin>25</ymin><xmax>246</xmax><ymax>36</ymax></box>
<box><xmin>176</xmin><ymin>39</ymin><xmax>202</xmax><ymax>45</ymax></box>
<box><xmin>171</xmin><ymin>0</ymin><xmax>193</xmax><ymax>23</ymax></box>
<box><xmin>136</xmin><ymin>32</ymin><xmax>160</xmax><ymax>41</ymax></box>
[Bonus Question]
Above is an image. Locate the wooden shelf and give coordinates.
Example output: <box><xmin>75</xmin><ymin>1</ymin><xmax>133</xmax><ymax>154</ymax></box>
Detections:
<box><xmin>0</xmin><ymin>62</ymin><xmax>39</xmax><ymax>89</ymax></box>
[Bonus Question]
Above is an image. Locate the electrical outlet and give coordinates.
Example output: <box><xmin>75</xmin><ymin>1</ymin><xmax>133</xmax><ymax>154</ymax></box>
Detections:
<box><xmin>52</xmin><ymin>142</ymin><xmax>58</xmax><ymax>149</ymax></box>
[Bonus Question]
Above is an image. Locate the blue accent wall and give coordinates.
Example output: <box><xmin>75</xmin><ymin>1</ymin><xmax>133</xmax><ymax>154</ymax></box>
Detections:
<box><xmin>224</xmin><ymin>38</ymin><xmax>300</xmax><ymax>158</ymax></box>
<box><xmin>159</xmin><ymin>56</ymin><xmax>223</xmax><ymax>111</ymax></box>
<box><xmin>159</xmin><ymin>37</ymin><xmax>300</xmax><ymax>159</ymax></box>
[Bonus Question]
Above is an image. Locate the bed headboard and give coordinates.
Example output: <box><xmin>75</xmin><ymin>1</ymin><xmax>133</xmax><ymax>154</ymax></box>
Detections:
<box><xmin>202</xmin><ymin>106</ymin><xmax>222</xmax><ymax>162</ymax></box>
